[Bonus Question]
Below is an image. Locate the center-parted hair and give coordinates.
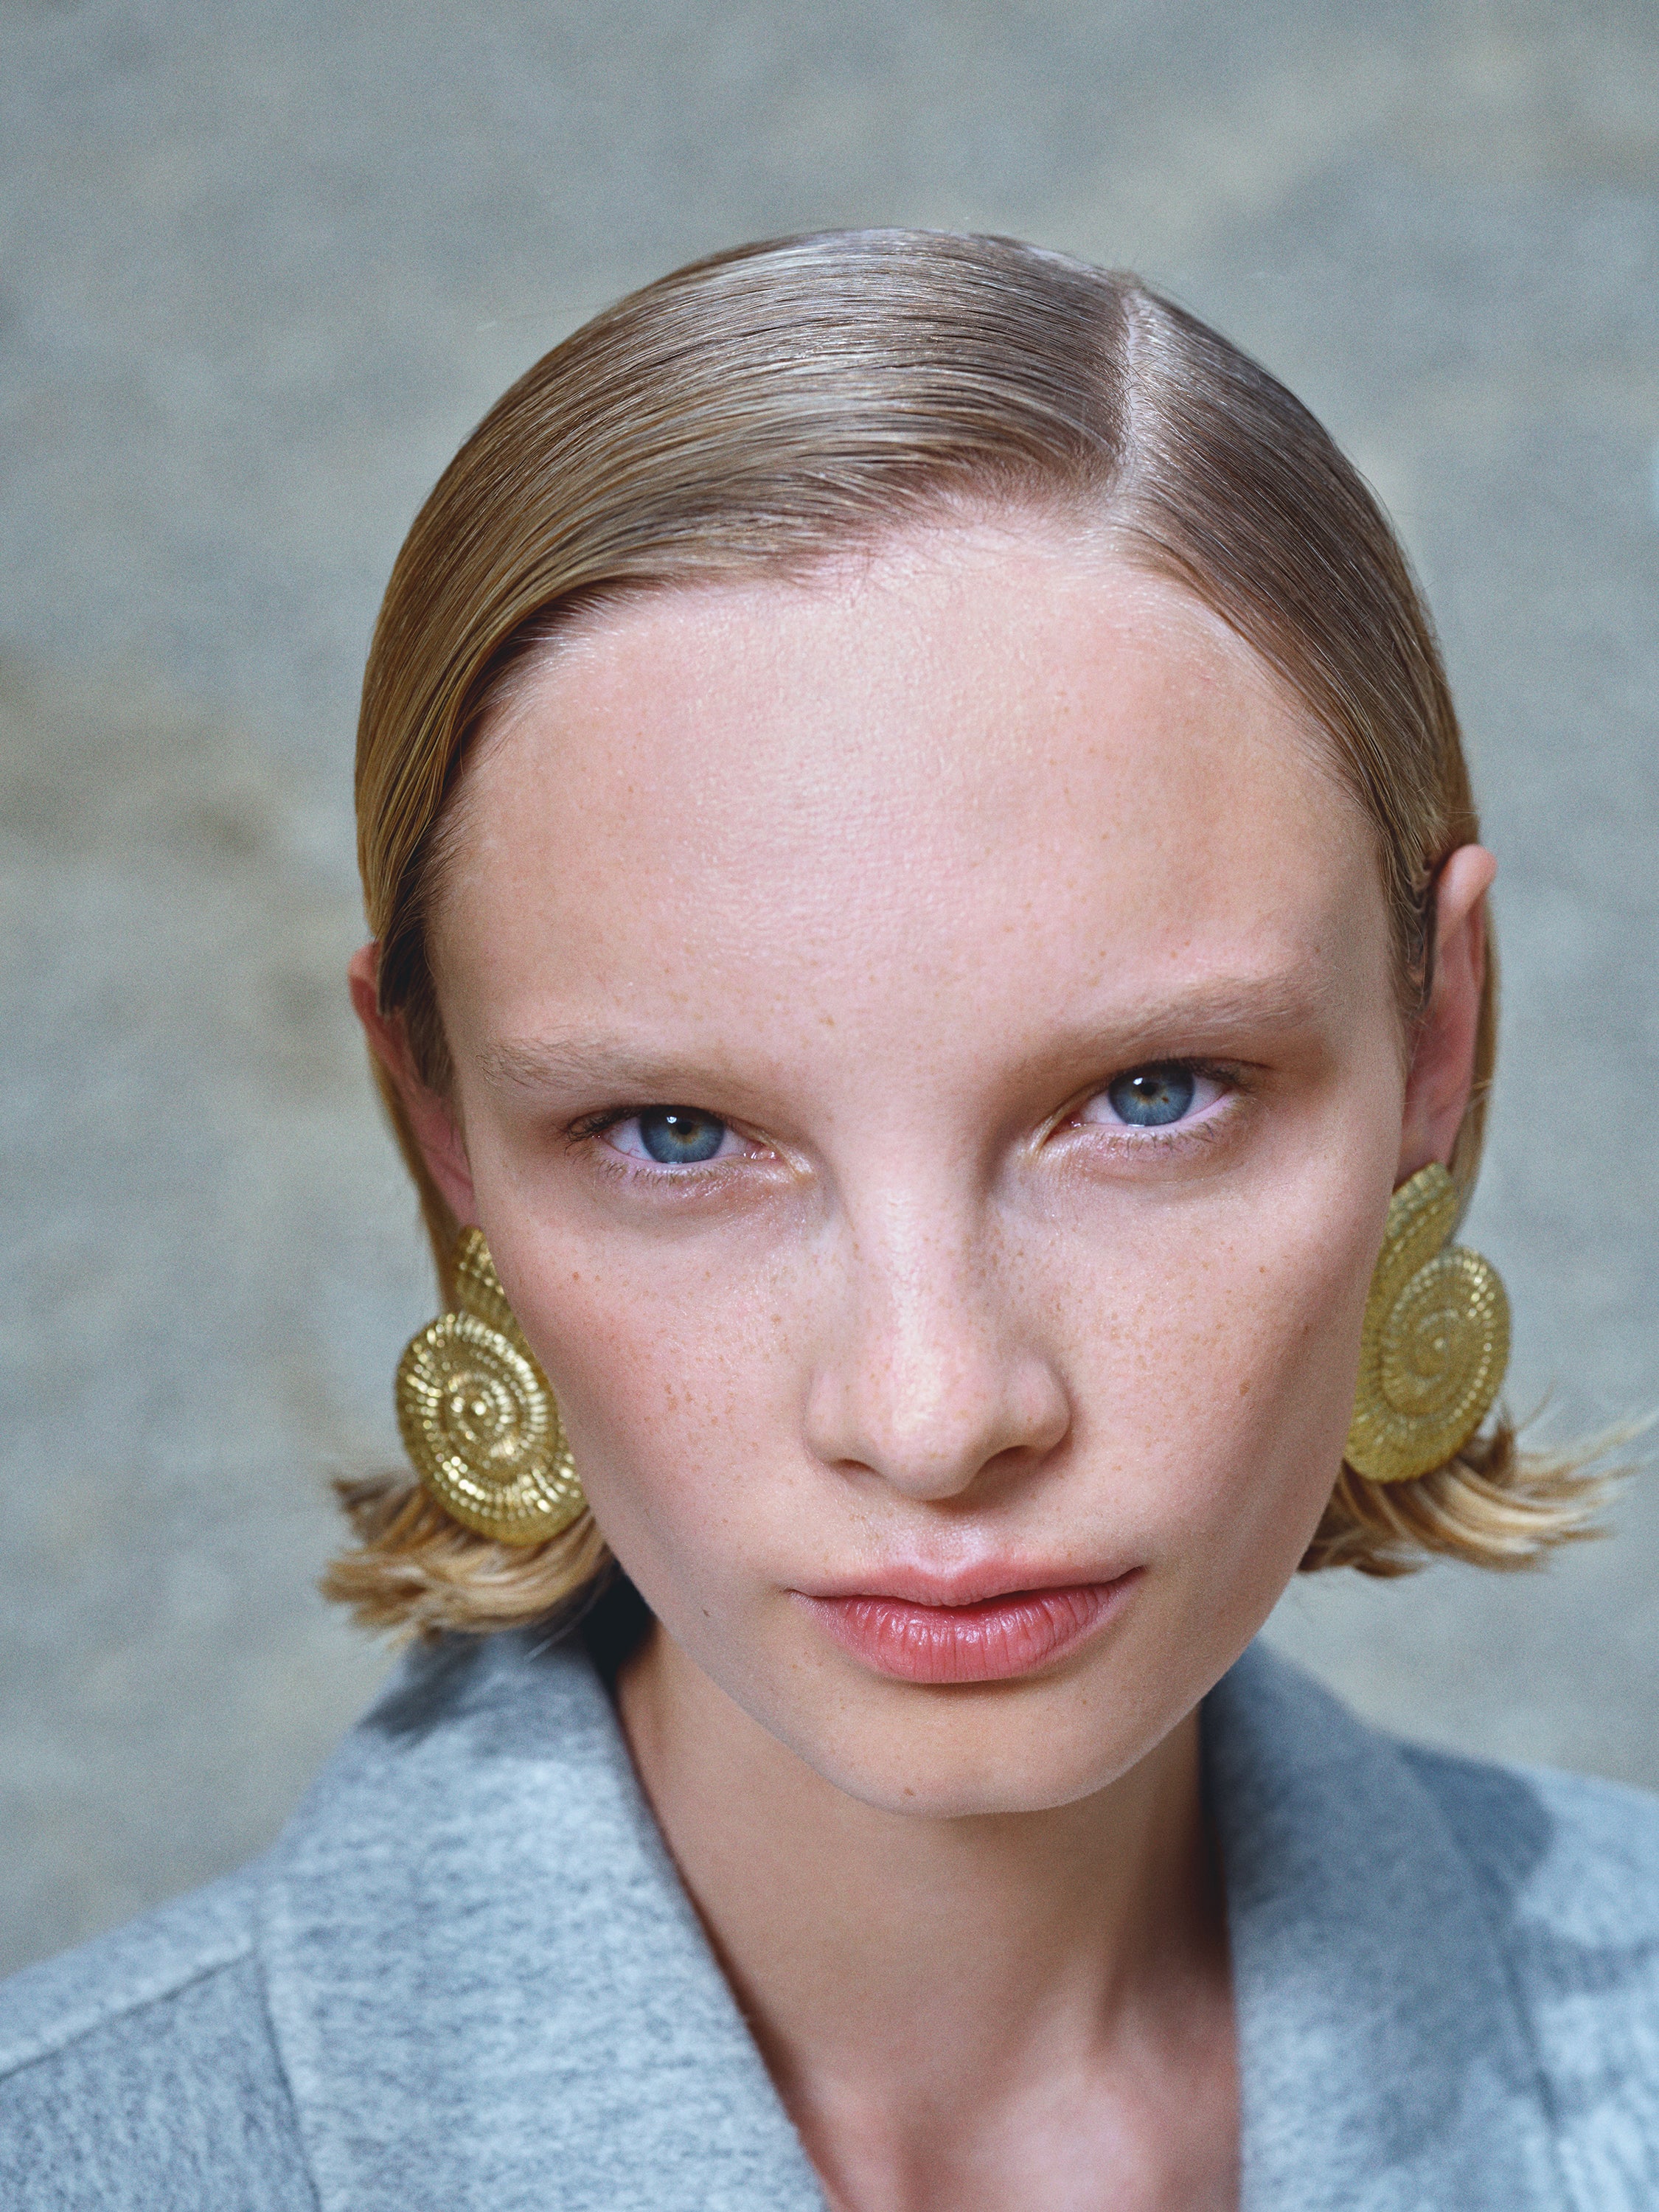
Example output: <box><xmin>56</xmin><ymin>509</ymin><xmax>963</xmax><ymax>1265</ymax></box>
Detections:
<box><xmin>328</xmin><ymin>229</ymin><xmax>1603</xmax><ymax>1638</ymax></box>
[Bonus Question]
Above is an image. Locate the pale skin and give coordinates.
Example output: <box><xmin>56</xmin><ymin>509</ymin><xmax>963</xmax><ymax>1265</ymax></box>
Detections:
<box><xmin>351</xmin><ymin>519</ymin><xmax>1495</xmax><ymax>2212</ymax></box>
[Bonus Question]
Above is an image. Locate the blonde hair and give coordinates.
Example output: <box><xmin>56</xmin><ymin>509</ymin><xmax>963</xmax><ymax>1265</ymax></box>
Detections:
<box><xmin>324</xmin><ymin>229</ymin><xmax>1606</xmax><ymax>1637</ymax></box>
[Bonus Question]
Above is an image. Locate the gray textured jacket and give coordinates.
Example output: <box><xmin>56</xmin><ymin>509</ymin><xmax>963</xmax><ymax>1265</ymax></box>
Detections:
<box><xmin>2</xmin><ymin>1627</ymin><xmax>1657</xmax><ymax>2210</ymax></box>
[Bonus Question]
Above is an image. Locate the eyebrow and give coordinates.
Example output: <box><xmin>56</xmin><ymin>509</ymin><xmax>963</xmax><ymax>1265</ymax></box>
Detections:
<box><xmin>479</xmin><ymin>1037</ymin><xmax>740</xmax><ymax>1099</ymax></box>
<box><xmin>476</xmin><ymin>971</ymin><xmax>1339</xmax><ymax>1102</ymax></box>
<box><xmin>1063</xmin><ymin>971</ymin><xmax>1340</xmax><ymax>1057</ymax></box>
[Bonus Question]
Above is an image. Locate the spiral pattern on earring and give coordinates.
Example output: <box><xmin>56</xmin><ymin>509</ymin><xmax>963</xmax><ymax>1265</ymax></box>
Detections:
<box><xmin>1344</xmin><ymin>1164</ymin><xmax>1510</xmax><ymax>1485</ymax></box>
<box><xmin>394</xmin><ymin>1229</ymin><xmax>586</xmax><ymax>1544</ymax></box>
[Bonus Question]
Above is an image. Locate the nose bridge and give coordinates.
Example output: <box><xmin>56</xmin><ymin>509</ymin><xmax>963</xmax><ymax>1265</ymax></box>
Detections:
<box><xmin>859</xmin><ymin>1184</ymin><xmax>986</xmax><ymax>1379</ymax></box>
<box><xmin>804</xmin><ymin>1174</ymin><xmax>1068</xmax><ymax>1498</ymax></box>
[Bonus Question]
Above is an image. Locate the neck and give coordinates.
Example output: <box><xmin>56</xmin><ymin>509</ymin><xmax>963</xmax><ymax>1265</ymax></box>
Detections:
<box><xmin>616</xmin><ymin>1624</ymin><xmax>1234</xmax><ymax>2212</ymax></box>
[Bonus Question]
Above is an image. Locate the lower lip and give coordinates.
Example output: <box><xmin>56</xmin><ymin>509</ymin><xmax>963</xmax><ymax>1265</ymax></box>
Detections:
<box><xmin>798</xmin><ymin>1576</ymin><xmax>1135</xmax><ymax>1685</ymax></box>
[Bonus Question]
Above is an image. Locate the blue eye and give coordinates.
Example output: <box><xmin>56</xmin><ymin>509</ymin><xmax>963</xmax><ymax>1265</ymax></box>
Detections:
<box><xmin>636</xmin><ymin>1106</ymin><xmax>729</xmax><ymax>1164</ymax></box>
<box><xmin>1104</xmin><ymin>1065</ymin><xmax>1197</xmax><ymax>1127</ymax></box>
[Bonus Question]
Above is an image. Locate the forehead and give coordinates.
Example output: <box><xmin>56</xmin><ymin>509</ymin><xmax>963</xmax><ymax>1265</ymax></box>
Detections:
<box><xmin>433</xmin><ymin>526</ymin><xmax>1380</xmax><ymax>1045</ymax></box>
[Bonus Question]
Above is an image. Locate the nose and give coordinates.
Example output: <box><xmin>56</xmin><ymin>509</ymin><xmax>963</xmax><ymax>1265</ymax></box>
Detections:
<box><xmin>801</xmin><ymin>1196</ymin><xmax>1071</xmax><ymax>1500</ymax></box>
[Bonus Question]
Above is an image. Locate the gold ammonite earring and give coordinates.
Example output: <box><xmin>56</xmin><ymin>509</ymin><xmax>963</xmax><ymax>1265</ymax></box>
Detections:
<box><xmin>1344</xmin><ymin>1162</ymin><xmax>1511</xmax><ymax>1485</ymax></box>
<box><xmin>394</xmin><ymin>1228</ymin><xmax>585</xmax><ymax>1544</ymax></box>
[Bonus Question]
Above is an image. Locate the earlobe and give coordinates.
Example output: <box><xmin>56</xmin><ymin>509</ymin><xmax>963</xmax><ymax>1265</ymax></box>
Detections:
<box><xmin>347</xmin><ymin>944</ymin><xmax>479</xmax><ymax>1224</ymax></box>
<box><xmin>1397</xmin><ymin>844</ymin><xmax>1498</xmax><ymax>1183</ymax></box>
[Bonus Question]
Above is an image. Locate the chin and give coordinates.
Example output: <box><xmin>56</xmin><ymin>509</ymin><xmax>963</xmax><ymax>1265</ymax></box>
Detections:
<box><xmin>779</xmin><ymin>1674</ymin><xmax>1176</xmax><ymax>1820</ymax></box>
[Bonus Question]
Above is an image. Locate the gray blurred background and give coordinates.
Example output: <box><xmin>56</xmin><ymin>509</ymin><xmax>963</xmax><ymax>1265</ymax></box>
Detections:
<box><xmin>3</xmin><ymin>0</ymin><xmax>1655</xmax><ymax>1977</ymax></box>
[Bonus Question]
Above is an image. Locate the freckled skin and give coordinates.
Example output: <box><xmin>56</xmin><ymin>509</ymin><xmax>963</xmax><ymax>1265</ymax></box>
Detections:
<box><xmin>425</xmin><ymin>533</ymin><xmax>1410</xmax><ymax>1813</ymax></box>
<box><xmin>353</xmin><ymin>518</ymin><xmax>1493</xmax><ymax>2212</ymax></box>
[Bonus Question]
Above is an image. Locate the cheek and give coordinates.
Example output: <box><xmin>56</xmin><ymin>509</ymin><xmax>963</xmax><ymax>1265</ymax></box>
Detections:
<box><xmin>1065</xmin><ymin>1189</ymin><xmax>1379</xmax><ymax>1573</ymax></box>
<box><xmin>504</xmin><ymin>1183</ymin><xmax>1377</xmax><ymax>1578</ymax></box>
<box><xmin>483</xmin><ymin>1176</ymin><xmax>1385</xmax><ymax>1819</ymax></box>
<box><xmin>500</xmin><ymin>1244</ymin><xmax>801</xmax><ymax>1605</ymax></box>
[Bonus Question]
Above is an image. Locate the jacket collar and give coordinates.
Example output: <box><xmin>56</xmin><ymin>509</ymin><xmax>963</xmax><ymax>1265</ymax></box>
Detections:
<box><xmin>259</xmin><ymin>1628</ymin><xmax>827</xmax><ymax>2211</ymax></box>
<box><xmin>1207</xmin><ymin>1643</ymin><xmax>1563</xmax><ymax>2210</ymax></box>
<box><xmin>260</xmin><ymin>1628</ymin><xmax>1563</xmax><ymax>2211</ymax></box>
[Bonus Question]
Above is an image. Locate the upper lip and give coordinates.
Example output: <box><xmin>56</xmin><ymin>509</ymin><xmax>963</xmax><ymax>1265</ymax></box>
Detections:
<box><xmin>793</xmin><ymin>1562</ymin><xmax>1134</xmax><ymax>1609</ymax></box>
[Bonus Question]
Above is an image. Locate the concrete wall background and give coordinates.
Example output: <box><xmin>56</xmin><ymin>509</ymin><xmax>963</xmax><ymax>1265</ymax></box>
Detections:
<box><xmin>3</xmin><ymin>0</ymin><xmax>1655</xmax><ymax>1976</ymax></box>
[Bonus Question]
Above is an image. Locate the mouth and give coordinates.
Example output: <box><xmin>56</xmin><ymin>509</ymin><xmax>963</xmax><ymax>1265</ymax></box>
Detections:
<box><xmin>793</xmin><ymin>1571</ymin><xmax>1139</xmax><ymax>1686</ymax></box>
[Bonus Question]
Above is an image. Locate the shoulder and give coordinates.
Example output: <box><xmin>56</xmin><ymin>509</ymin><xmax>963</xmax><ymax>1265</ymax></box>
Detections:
<box><xmin>0</xmin><ymin>1630</ymin><xmax>824</xmax><ymax>2212</ymax></box>
<box><xmin>0</xmin><ymin>1630</ymin><xmax>639</xmax><ymax>2211</ymax></box>
<box><xmin>1403</xmin><ymin>1732</ymin><xmax>1659</xmax><ymax>1935</ymax></box>
<box><xmin>1403</xmin><ymin>1739</ymin><xmax>1659</xmax><ymax>2202</ymax></box>
<box><xmin>0</xmin><ymin>1871</ymin><xmax>314</xmax><ymax>2209</ymax></box>
<box><xmin>1210</xmin><ymin>1641</ymin><xmax>1659</xmax><ymax>2206</ymax></box>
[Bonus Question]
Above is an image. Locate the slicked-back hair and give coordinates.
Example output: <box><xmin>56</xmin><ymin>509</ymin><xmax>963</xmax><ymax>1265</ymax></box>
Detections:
<box><xmin>327</xmin><ymin>230</ymin><xmax>1601</xmax><ymax>1638</ymax></box>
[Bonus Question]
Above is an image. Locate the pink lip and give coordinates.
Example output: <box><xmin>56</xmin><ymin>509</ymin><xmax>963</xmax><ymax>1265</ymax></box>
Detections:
<box><xmin>796</xmin><ymin>1572</ymin><xmax>1138</xmax><ymax>1685</ymax></box>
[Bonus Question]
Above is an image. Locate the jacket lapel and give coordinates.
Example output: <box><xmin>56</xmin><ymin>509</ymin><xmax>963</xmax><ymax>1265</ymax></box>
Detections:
<box><xmin>262</xmin><ymin>1624</ymin><xmax>1568</xmax><ymax>2211</ymax></box>
<box><xmin>1207</xmin><ymin>1641</ymin><xmax>1565</xmax><ymax>2211</ymax></box>
<box><xmin>259</xmin><ymin>1630</ymin><xmax>827</xmax><ymax>2212</ymax></box>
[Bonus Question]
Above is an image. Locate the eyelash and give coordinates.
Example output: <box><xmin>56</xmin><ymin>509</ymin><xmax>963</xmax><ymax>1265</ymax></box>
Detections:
<box><xmin>568</xmin><ymin>1061</ymin><xmax>1245</xmax><ymax>1182</ymax></box>
<box><xmin>566</xmin><ymin>1107</ymin><xmax>762</xmax><ymax>1181</ymax></box>
<box><xmin>1062</xmin><ymin>1061</ymin><xmax>1242</xmax><ymax>1152</ymax></box>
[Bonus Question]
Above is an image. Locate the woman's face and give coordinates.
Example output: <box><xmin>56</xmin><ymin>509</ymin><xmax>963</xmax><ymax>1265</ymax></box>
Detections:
<box><xmin>417</xmin><ymin>524</ymin><xmax>1419</xmax><ymax>1816</ymax></box>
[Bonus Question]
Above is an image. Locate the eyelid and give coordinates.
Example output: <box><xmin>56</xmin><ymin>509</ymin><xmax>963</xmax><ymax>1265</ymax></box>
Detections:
<box><xmin>1067</xmin><ymin>1060</ymin><xmax>1240</xmax><ymax>1133</ymax></box>
<box><xmin>572</xmin><ymin>1105</ymin><xmax>768</xmax><ymax>1172</ymax></box>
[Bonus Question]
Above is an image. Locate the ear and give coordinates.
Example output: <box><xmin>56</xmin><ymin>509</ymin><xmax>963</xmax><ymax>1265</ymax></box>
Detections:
<box><xmin>347</xmin><ymin>943</ymin><xmax>479</xmax><ymax>1225</ymax></box>
<box><xmin>1397</xmin><ymin>844</ymin><xmax>1498</xmax><ymax>1183</ymax></box>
